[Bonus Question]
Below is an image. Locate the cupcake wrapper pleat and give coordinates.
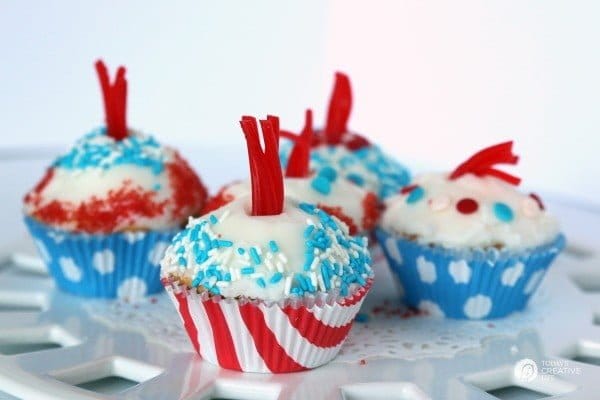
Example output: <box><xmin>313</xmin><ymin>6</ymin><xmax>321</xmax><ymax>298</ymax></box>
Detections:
<box><xmin>163</xmin><ymin>278</ymin><xmax>372</xmax><ymax>373</ymax></box>
<box><xmin>375</xmin><ymin>228</ymin><xmax>565</xmax><ymax>319</ymax></box>
<box><xmin>24</xmin><ymin>216</ymin><xmax>176</xmax><ymax>299</ymax></box>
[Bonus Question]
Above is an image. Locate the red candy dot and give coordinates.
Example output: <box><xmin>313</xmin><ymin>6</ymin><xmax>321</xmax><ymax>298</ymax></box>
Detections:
<box><xmin>529</xmin><ymin>193</ymin><xmax>545</xmax><ymax>210</ymax></box>
<box><xmin>456</xmin><ymin>198</ymin><xmax>479</xmax><ymax>214</ymax></box>
<box><xmin>400</xmin><ymin>184</ymin><xmax>418</xmax><ymax>195</ymax></box>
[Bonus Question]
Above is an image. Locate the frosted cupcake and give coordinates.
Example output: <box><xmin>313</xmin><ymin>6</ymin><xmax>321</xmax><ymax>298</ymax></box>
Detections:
<box><xmin>23</xmin><ymin>60</ymin><xmax>207</xmax><ymax>298</ymax></box>
<box><xmin>161</xmin><ymin>115</ymin><xmax>373</xmax><ymax>373</ymax></box>
<box><xmin>376</xmin><ymin>141</ymin><xmax>564</xmax><ymax>319</ymax></box>
<box><xmin>280</xmin><ymin>72</ymin><xmax>410</xmax><ymax>199</ymax></box>
<box><xmin>204</xmin><ymin>110</ymin><xmax>379</xmax><ymax>235</ymax></box>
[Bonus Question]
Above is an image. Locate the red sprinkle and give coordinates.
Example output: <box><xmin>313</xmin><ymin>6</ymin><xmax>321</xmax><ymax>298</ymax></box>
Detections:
<box><xmin>359</xmin><ymin>359</ymin><xmax>367</xmax><ymax>366</ymax></box>
<box><xmin>456</xmin><ymin>198</ymin><xmax>479</xmax><ymax>214</ymax></box>
<box><xmin>24</xmin><ymin>168</ymin><xmax>54</xmax><ymax>205</ymax></box>
<box><xmin>361</xmin><ymin>192</ymin><xmax>380</xmax><ymax>231</ymax></box>
<box><xmin>529</xmin><ymin>193</ymin><xmax>545</xmax><ymax>210</ymax></box>
<box><xmin>202</xmin><ymin>183</ymin><xmax>238</xmax><ymax>214</ymax></box>
<box><xmin>400</xmin><ymin>184</ymin><xmax>418</xmax><ymax>195</ymax></box>
<box><xmin>166</xmin><ymin>152</ymin><xmax>208</xmax><ymax>220</ymax></box>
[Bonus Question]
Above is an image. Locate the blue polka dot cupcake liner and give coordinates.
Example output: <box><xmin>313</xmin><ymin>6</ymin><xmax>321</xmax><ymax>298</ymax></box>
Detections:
<box><xmin>24</xmin><ymin>216</ymin><xmax>177</xmax><ymax>299</ymax></box>
<box><xmin>375</xmin><ymin>228</ymin><xmax>566</xmax><ymax>319</ymax></box>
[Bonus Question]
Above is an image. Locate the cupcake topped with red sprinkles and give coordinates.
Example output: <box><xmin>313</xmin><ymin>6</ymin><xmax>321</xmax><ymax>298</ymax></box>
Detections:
<box><xmin>204</xmin><ymin>110</ymin><xmax>380</xmax><ymax>235</ymax></box>
<box><xmin>24</xmin><ymin>60</ymin><xmax>207</xmax><ymax>233</ymax></box>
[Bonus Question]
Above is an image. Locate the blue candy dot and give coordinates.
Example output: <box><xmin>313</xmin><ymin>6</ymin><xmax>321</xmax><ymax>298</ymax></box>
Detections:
<box><xmin>406</xmin><ymin>186</ymin><xmax>425</xmax><ymax>204</ymax></box>
<box><xmin>311</xmin><ymin>176</ymin><xmax>332</xmax><ymax>195</ymax></box>
<box><xmin>319</xmin><ymin>166</ymin><xmax>338</xmax><ymax>182</ymax></box>
<box><xmin>493</xmin><ymin>202</ymin><xmax>514</xmax><ymax>222</ymax></box>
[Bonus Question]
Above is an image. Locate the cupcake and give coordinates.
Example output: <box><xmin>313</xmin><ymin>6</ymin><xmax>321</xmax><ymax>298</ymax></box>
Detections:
<box><xmin>204</xmin><ymin>110</ymin><xmax>380</xmax><ymax>235</ymax></box>
<box><xmin>376</xmin><ymin>141</ymin><xmax>564</xmax><ymax>319</ymax></box>
<box><xmin>161</xmin><ymin>115</ymin><xmax>373</xmax><ymax>373</ymax></box>
<box><xmin>280</xmin><ymin>72</ymin><xmax>410</xmax><ymax>200</ymax></box>
<box><xmin>23</xmin><ymin>60</ymin><xmax>208</xmax><ymax>298</ymax></box>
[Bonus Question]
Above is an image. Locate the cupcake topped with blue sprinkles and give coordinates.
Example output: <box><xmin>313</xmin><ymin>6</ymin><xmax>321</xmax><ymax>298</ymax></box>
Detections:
<box><xmin>24</xmin><ymin>60</ymin><xmax>207</xmax><ymax>233</ymax></box>
<box><xmin>161</xmin><ymin>115</ymin><xmax>373</xmax><ymax>301</ymax></box>
<box><xmin>279</xmin><ymin>72</ymin><xmax>410</xmax><ymax>200</ymax></box>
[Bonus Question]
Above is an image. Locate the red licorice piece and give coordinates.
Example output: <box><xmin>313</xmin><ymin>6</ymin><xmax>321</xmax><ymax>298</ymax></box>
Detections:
<box><xmin>240</xmin><ymin>116</ymin><xmax>284</xmax><ymax>216</ymax></box>
<box><xmin>324</xmin><ymin>72</ymin><xmax>352</xmax><ymax>145</ymax></box>
<box><xmin>529</xmin><ymin>193</ymin><xmax>545</xmax><ymax>210</ymax></box>
<box><xmin>318</xmin><ymin>204</ymin><xmax>358</xmax><ymax>235</ymax></box>
<box><xmin>456</xmin><ymin>198</ymin><xmax>479</xmax><ymax>214</ymax></box>
<box><xmin>285</xmin><ymin>109</ymin><xmax>313</xmax><ymax>178</ymax></box>
<box><xmin>361</xmin><ymin>192</ymin><xmax>380</xmax><ymax>231</ymax></box>
<box><xmin>449</xmin><ymin>141</ymin><xmax>521</xmax><ymax>185</ymax></box>
<box><xmin>95</xmin><ymin>60</ymin><xmax>128</xmax><ymax>140</ymax></box>
<box><xmin>166</xmin><ymin>153</ymin><xmax>208</xmax><ymax>219</ymax></box>
<box><xmin>400</xmin><ymin>184</ymin><xmax>418</xmax><ymax>195</ymax></box>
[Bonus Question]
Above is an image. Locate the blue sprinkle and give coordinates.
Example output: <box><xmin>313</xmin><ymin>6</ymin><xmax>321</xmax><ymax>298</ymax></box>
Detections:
<box><xmin>241</xmin><ymin>267</ymin><xmax>255</xmax><ymax>275</ymax></box>
<box><xmin>152</xmin><ymin>183</ymin><xmax>162</xmax><ymax>191</ymax></box>
<box><xmin>256</xmin><ymin>278</ymin><xmax>266</xmax><ymax>288</ymax></box>
<box><xmin>218</xmin><ymin>240</ymin><xmax>233</xmax><ymax>247</ymax></box>
<box><xmin>223</xmin><ymin>272</ymin><xmax>231</xmax><ymax>281</ymax></box>
<box><xmin>346</xmin><ymin>173</ymin><xmax>365</xmax><ymax>186</ymax></box>
<box><xmin>311</xmin><ymin>176</ymin><xmax>332</xmax><ymax>195</ymax></box>
<box><xmin>176</xmin><ymin>246</ymin><xmax>185</xmax><ymax>254</ymax></box>
<box><xmin>493</xmin><ymin>202</ymin><xmax>514</xmax><ymax>222</ymax></box>
<box><xmin>319</xmin><ymin>166</ymin><xmax>338</xmax><ymax>182</ymax></box>
<box><xmin>270</xmin><ymin>272</ymin><xmax>283</xmax><ymax>284</ymax></box>
<box><xmin>209</xmin><ymin>215</ymin><xmax>218</xmax><ymax>225</ymax></box>
<box><xmin>406</xmin><ymin>186</ymin><xmax>425</xmax><ymax>204</ymax></box>
<box><xmin>195</xmin><ymin>271</ymin><xmax>205</xmax><ymax>281</ymax></box>
<box><xmin>296</xmin><ymin>274</ymin><xmax>309</xmax><ymax>291</ymax></box>
<box><xmin>190</xmin><ymin>225</ymin><xmax>200</xmax><ymax>241</ymax></box>
<box><xmin>210</xmin><ymin>286</ymin><xmax>221</xmax><ymax>295</ymax></box>
<box><xmin>178</xmin><ymin>257</ymin><xmax>187</xmax><ymax>267</ymax></box>
<box><xmin>304</xmin><ymin>225</ymin><xmax>315</xmax><ymax>238</ymax></box>
<box><xmin>268</xmin><ymin>240</ymin><xmax>279</xmax><ymax>253</ymax></box>
<box><xmin>237</xmin><ymin>248</ymin><xmax>246</xmax><ymax>255</ymax></box>
<box><xmin>249</xmin><ymin>247</ymin><xmax>261</xmax><ymax>265</ymax></box>
<box><xmin>354</xmin><ymin>313</ymin><xmax>369</xmax><ymax>323</ymax></box>
<box><xmin>299</xmin><ymin>203</ymin><xmax>316</xmax><ymax>214</ymax></box>
<box><xmin>192</xmin><ymin>277</ymin><xmax>202</xmax><ymax>287</ymax></box>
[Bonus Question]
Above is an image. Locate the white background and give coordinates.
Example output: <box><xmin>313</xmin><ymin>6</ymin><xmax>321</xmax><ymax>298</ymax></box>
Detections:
<box><xmin>1</xmin><ymin>1</ymin><xmax>599</xmax><ymax>207</ymax></box>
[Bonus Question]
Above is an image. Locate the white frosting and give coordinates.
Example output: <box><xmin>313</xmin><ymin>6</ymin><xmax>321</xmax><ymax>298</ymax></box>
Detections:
<box><xmin>381</xmin><ymin>173</ymin><xmax>560</xmax><ymax>250</ymax></box>
<box><xmin>24</xmin><ymin>164</ymin><xmax>177</xmax><ymax>231</ymax></box>
<box><xmin>24</xmin><ymin>128</ymin><xmax>204</xmax><ymax>232</ymax></box>
<box><xmin>221</xmin><ymin>177</ymin><xmax>372</xmax><ymax>234</ymax></box>
<box><xmin>160</xmin><ymin>197</ymin><xmax>373</xmax><ymax>301</ymax></box>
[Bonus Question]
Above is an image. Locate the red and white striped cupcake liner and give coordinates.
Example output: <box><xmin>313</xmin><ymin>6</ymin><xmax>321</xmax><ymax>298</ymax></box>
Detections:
<box><xmin>163</xmin><ymin>278</ymin><xmax>372</xmax><ymax>373</ymax></box>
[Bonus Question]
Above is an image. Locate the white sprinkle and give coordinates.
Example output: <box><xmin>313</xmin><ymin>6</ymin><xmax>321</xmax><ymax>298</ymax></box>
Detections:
<box><xmin>276</xmin><ymin>262</ymin><xmax>284</xmax><ymax>273</ymax></box>
<box><xmin>317</xmin><ymin>274</ymin><xmax>326</xmax><ymax>291</ymax></box>
<box><xmin>220</xmin><ymin>209</ymin><xmax>231</xmax><ymax>222</ymax></box>
<box><xmin>277</xmin><ymin>253</ymin><xmax>288</xmax><ymax>263</ymax></box>
<box><xmin>310</xmin><ymin>257</ymin><xmax>320</xmax><ymax>271</ymax></box>
<box><xmin>216</xmin><ymin>281</ymin><xmax>230</xmax><ymax>288</ymax></box>
<box><xmin>250</xmin><ymin>272</ymin><xmax>265</xmax><ymax>279</ymax></box>
<box><xmin>265</xmin><ymin>259</ymin><xmax>274</xmax><ymax>271</ymax></box>
<box><xmin>266</xmin><ymin>252</ymin><xmax>274</xmax><ymax>259</ymax></box>
<box><xmin>284</xmin><ymin>276</ymin><xmax>292</xmax><ymax>296</ymax></box>
<box><xmin>309</xmin><ymin>272</ymin><xmax>317</xmax><ymax>289</ymax></box>
<box><xmin>255</xmin><ymin>246</ymin><xmax>262</xmax><ymax>255</ymax></box>
<box><xmin>207</xmin><ymin>276</ymin><xmax>217</xmax><ymax>287</ymax></box>
<box><xmin>306</xmin><ymin>219</ymin><xmax>315</xmax><ymax>226</ymax></box>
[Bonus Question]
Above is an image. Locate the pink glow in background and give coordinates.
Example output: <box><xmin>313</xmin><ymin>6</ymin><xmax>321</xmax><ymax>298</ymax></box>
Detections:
<box><xmin>1</xmin><ymin>1</ymin><xmax>599</xmax><ymax>205</ymax></box>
